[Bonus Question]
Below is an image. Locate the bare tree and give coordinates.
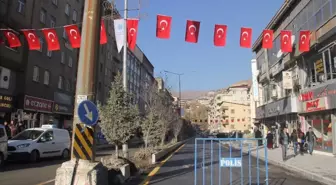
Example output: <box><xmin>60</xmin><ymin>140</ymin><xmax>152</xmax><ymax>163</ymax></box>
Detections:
<box><xmin>140</xmin><ymin>84</ymin><xmax>166</xmax><ymax>148</ymax></box>
<box><xmin>98</xmin><ymin>73</ymin><xmax>139</xmax><ymax>158</ymax></box>
<box><xmin>172</xmin><ymin>119</ymin><xmax>183</xmax><ymax>142</ymax></box>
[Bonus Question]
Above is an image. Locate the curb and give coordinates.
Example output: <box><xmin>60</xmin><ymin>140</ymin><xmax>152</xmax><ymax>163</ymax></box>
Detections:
<box><xmin>232</xmin><ymin>145</ymin><xmax>336</xmax><ymax>185</ymax></box>
<box><xmin>151</xmin><ymin>137</ymin><xmax>193</xmax><ymax>164</ymax></box>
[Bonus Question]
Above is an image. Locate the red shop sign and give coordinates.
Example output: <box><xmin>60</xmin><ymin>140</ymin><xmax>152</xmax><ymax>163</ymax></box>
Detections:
<box><xmin>24</xmin><ymin>95</ymin><xmax>54</xmax><ymax>113</ymax></box>
<box><xmin>304</xmin><ymin>97</ymin><xmax>328</xmax><ymax>112</ymax></box>
<box><xmin>300</xmin><ymin>91</ymin><xmax>314</xmax><ymax>101</ymax></box>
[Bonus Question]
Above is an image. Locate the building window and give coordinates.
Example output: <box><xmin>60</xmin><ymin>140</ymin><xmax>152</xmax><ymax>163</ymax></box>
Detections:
<box><xmin>40</xmin><ymin>9</ymin><xmax>46</xmax><ymax>24</ymax></box>
<box><xmin>231</xmin><ymin>109</ymin><xmax>235</xmax><ymax>114</ymax></box>
<box><xmin>33</xmin><ymin>66</ymin><xmax>39</xmax><ymax>82</ymax></box>
<box><xmin>50</xmin><ymin>16</ymin><xmax>56</xmax><ymax>28</ymax></box>
<box><xmin>58</xmin><ymin>76</ymin><xmax>63</xmax><ymax>89</ymax></box>
<box><xmin>68</xmin><ymin>56</ymin><xmax>73</xmax><ymax>67</ymax></box>
<box><xmin>39</xmin><ymin>38</ymin><xmax>43</xmax><ymax>52</ymax></box>
<box><xmin>47</xmin><ymin>51</ymin><xmax>52</xmax><ymax>57</ymax></box>
<box><xmin>44</xmin><ymin>70</ymin><xmax>50</xmax><ymax>85</ymax></box>
<box><xmin>61</xmin><ymin>52</ymin><xmax>65</xmax><ymax>64</ymax></box>
<box><xmin>65</xmin><ymin>3</ymin><xmax>70</xmax><ymax>16</ymax></box>
<box><xmin>52</xmin><ymin>0</ymin><xmax>57</xmax><ymax>6</ymax></box>
<box><xmin>17</xmin><ymin>0</ymin><xmax>25</xmax><ymax>14</ymax></box>
<box><xmin>72</xmin><ymin>10</ymin><xmax>77</xmax><ymax>22</ymax></box>
<box><xmin>65</xmin><ymin>79</ymin><xmax>70</xmax><ymax>91</ymax></box>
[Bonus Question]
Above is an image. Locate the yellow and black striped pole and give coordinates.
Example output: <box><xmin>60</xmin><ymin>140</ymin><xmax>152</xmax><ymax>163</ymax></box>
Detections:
<box><xmin>72</xmin><ymin>123</ymin><xmax>95</xmax><ymax>160</ymax></box>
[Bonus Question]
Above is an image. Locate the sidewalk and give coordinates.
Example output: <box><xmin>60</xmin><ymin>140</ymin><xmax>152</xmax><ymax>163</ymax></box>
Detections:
<box><xmin>234</xmin><ymin>142</ymin><xmax>336</xmax><ymax>185</ymax></box>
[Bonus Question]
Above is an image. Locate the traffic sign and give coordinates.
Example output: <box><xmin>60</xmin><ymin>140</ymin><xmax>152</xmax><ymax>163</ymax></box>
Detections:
<box><xmin>77</xmin><ymin>100</ymin><xmax>99</xmax><ymax>126</ymax></box>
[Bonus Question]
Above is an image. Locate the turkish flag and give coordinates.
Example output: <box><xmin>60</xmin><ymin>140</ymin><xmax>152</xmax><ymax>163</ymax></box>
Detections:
<box><xmin>240</xmin><ymin>27</ymin><xmax>252</xmax><ymax>48</ymax></box>
<box><xmin>3</xmin><ymin>30</ymin><xmax>21</xmax><ymax>48</ymax></box>
<box><xmin>299</xmin><ymin>30</ymin><xmax>310</xmax><ymax>52</ymax></box>
<box><xmin>100</xmin><ymin>19</ymin><xmax>107</xmax><ymax>45</ymax></box>
<box><xmin>64</xmin><ymin>25</ymin><xmax>81</xmax><ymax>48</ymax></box>
<box><xmin>22</xmin><ymin>30</ymin><xmax>40</xmax><ymax>50</ymax></box>
<box><xmin>213</xmin><ymin>24</ymin><xmax>227</xmax><ymax>47</ymax></box>
<box><xmin>185</xmin><ymin>20</ymin><xmax>200</xmax><ymax>43</ymax></box>
<box><xmin>280</xmin><ymin>30</ymin><xmax>292</xmax><ymax>52</ymax></box>
<box><xmin>262</xmin><ymin>29</ymin><xmax>273</xmax><ymax>49</ymax></box>
<box><xmin>42</xmin><ymin>28</ymin><xmax>60</xmax><ymax>51</ymax></box>
<box><xmin>127</xmin><ymin>19</ymin><xmax>139</xmax><ymax>50</ymax></box>
<box><xmin>156</xmin><ymin>15</ymin><xmax>172</xmax><ymax>39</ymax></box>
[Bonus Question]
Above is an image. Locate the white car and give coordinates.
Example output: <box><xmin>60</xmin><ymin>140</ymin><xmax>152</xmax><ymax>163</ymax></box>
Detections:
<box><xmin>0</xmin><ymin>124</ymin><xmax>8</xmax><ymax>167</ymax></box>
<box><xmin>7</xmin><ymin>125</ymin><xmax>70</xmax><ymax>162</ymax></box>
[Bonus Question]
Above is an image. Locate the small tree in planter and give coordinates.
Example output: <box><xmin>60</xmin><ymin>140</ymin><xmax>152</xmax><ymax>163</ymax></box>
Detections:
<box><xmin>98</xmin><ymin>73</ymin><xmax>140</xmax><ymax>159</ymax></box>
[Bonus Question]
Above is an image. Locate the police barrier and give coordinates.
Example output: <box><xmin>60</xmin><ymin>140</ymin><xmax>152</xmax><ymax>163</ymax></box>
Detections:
<box><xmin>194</xmin><ymin>138</ymin><xmax>269</xmax><ymax>185</ymax></box>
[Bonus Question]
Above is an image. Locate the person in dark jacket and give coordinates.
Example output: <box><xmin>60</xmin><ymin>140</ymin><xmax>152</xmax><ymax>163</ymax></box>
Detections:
<box><xmin>291</xmin><ymin>129</ymin><xmax>298</xmax><ymax>156</ymax></box>
<box><xmin>266</xmin><ymin>131</ymin><xmax>273</xmax><ymax>149</ymax></box>
<box><xmin>4</xmin><ymin>121</ymin><xmax>11</xmax><ymax>138</ymax></box>
<box><xmin>305</xmin><ymin>127</ymin><xmax>317</xmax><ymax>155</ymax></box>
<box><xmin>279</xmin><ymin>128</ymin><xmax>290</xmax><ymax>161</ymax></box>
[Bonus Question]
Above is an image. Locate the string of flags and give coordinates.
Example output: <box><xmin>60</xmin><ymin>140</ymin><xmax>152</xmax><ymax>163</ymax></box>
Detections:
<box><xmin>194</xmin><ymin>118</ymin><xmax>247</xmax><ymax>123</ymax></box>
<box><xmin>0</xmin><ymin>14</ymin><xmax>311</xmax><ymax>53</ymax></box>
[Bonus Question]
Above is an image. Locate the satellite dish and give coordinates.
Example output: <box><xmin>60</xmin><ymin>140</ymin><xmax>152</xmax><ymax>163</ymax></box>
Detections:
<box><xmin>291</xmin><ymin>35</ymin><xmax>295</xmax><ymax>46</ymax></box>
<box><xmin>276</xmin><ymin>49</ymin><xmax>283</xmax><ymax>58</ymax></box>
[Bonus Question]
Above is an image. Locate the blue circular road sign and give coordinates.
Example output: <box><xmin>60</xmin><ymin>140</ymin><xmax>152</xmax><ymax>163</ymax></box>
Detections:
<box><xmin>77</xmin><ymin>100</ymin><xmax>99</xmax><ymax>126</ymax></box>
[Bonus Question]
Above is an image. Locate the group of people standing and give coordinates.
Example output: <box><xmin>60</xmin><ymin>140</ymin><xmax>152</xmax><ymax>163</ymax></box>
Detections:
<box><xmin>2</xmin><ymin>120</ymin><xmax>25</xmax><ymax>139</ymax></box>
<box><xmin>266</xmin><ymin>127</ymin><xmax>317</xmax><ymax>161</ymax></box>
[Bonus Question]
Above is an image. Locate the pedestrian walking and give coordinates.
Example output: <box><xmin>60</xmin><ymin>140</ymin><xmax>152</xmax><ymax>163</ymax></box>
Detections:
<box><xmin>291</xmin><ymin>129</ymin><xmax>298</xmax><ymax>156</ymax></box>
<box><xmin>9</xmin><ymin>120</ymin><xmax>18</xmax><ymax>137</ymax></box>
<box><xmin>266</xmin><ymin>131</ymin><xmax>273</xmax><ymax>149</ymax></box>
<box><xmin>4</xmin><ymin>121</ymin><xmax>11</xmax><ymax>138</ymax></box>
<box><xmin>279</xmin><ymin>127</ymin><xmax>290</xmax><ymax>161</ymax></box>
<box><xmin>305</xmin><ymin>127</ymin><xmax>317</xmax><ymax>155</ymax></box>
<box><xmin>297</xmin><ymin>128</ymin><xmax>305</xmax><ymax>154</ymax></box>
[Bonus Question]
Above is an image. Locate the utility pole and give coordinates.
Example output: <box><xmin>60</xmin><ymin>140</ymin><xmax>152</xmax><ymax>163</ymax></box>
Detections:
<box><xmin>71</xmin><ymin>0</ymin><xmax>101</xmax><ymax>160</ymax></box>
<box><xmin>123</xmin><ymin>0</ymin><xmax>128</xmax><ymax>90</ymax></box>
<box><xmin>122</xmin><ymin>0</ymin><xmax>129</xmax><ymax>159</ymax></box>
<box><xmin>164</xmin><ymin>70</ymin><xmax>183</xmax><ymax>116</ymax></box>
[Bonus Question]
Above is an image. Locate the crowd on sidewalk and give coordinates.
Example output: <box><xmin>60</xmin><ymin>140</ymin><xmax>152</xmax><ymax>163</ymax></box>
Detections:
<box><xmin>264</xmin><ymin>127</ymin><xmax>317</xmax><ymax>161</ymax></box>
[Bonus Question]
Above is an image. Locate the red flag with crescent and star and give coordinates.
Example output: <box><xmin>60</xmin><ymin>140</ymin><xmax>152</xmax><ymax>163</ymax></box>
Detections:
<box><xmin>3</xmin><ymin>30</ymin><xmax>21</xmax><ymax>48</ymax></box>
<box><xmin>280</xmin><ymin>30</ymin><xmax>292</xmax><ymax>52</ymax></box>
<box><xmin>156</xmin><ymin>15</ymin><xmax>172</xmax><ymax>39</ymax></box>
<box><xmin>64</xmin><ymin>25</ymin><xmax>81</xmax><ymax>48</ymax></box>
<box><xmin>262</xmin><ymin>29</ymin><xmax>273</xmax><ymax>49</ymax></box>
<box><xmin>299</xmin><ymin>30</ymin><xmax>310</xmax><ymax>52</ymax></box>
<box><xmin>22</xmin><ymin>30</ymin><xmax>40</xmax><ymax>50</ymax></box>
<box><xmin>127</xmin><ymin>19</ymin><xmax>139</xmax><ymax>50</ymax></box>
<box><xmin>240</xmin><ymin>27</ymin><xmax>252</xmax><ymax>48</ymax></box>
<box><xmin>42</xmin><ymin>28</ymin><xmax>60</xmax><ymax>51</ymax></box>
<box><xmin>100</xmin><ymin>19</ymin><xmax>107</xmax><ymax>45</ymax></box>
<box><xmin>213</xmin><ymin>24</ymin><xmax>227</xmax><ymax>47</ymax></box>
<box><xmin>185</xmin><ymin>20</ymin><xmax>200</xmax><ymax>43</ymax></box>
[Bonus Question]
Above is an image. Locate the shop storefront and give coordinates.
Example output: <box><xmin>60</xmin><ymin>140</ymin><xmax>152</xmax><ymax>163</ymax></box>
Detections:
<box><xmin>0</xmin><ymin>94</ymin><xmax>14</xmax><ymax>122</ymax></box>
<box><xmin>255</xmin><ymin>96</ymin><xmax>299</xmax><ymax>131</ymax></box>
<box><xmin>299</xmin><ymin>84</ymin><xmax>336</xmax><ymax>154</ymax></box>
<box><xmin>53</xmin><ymin>92</ymin><xmax>74</xmax><ymax>129</ymax></box>
<box><xmin>23</xmin><ymin>95</ymin><xmax>54</xmax><ymax>128</ymax></box>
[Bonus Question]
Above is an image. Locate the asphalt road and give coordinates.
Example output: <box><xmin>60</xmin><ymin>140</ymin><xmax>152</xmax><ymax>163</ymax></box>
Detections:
<box><xmin>0</xmin><ymin>147</ymin><xmax>138</xmax><ymax>185</ymax></box>
<box><xmin>144</xmin><ymin>139</ymin><xmax>322</xmax><ymax>185</ymax></box>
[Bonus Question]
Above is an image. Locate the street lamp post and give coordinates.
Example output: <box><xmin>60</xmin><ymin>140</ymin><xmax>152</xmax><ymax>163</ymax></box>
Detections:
<box><xmin>163</xmin><ymin>70</ymin><xmax>183</xmax><ymax>116</ymax></box>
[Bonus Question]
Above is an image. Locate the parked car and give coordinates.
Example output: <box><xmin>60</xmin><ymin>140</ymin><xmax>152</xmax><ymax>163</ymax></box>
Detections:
<box><xmin>7</xmin><ymin>125</ymin><xmax>70</xmax><ymax>162</ymax></box>
<box><xmin>0</xmin><ymin>124</ymin><xmax>8</xmax><ymax>167</ymax></box>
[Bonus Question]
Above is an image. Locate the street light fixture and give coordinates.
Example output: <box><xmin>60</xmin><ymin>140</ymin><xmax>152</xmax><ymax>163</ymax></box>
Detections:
<box><xmin>163</xmin><ymin>70</ymin><xmax>184</xmax><ymax>116</ymax></box>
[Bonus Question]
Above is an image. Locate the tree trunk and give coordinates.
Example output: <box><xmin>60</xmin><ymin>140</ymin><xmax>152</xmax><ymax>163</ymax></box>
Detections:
<box><xmin>122</xmin><ymin>143</ymin><xmax>129</xmax><ymax>159</ymax></box>
<box><xmin>115</xmin><ymin>145</ymin><xmax>119</xmax><ymax>159</ymax></box>
<box><xmin>144</xmin><ymin>132</ymin><xmax>149</xmax><ymax>148</ymax></box>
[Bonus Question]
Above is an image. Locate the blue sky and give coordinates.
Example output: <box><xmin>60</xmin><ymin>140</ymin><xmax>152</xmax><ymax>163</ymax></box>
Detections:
<box><xmin>117</xmin><ymin>0</ymin><xmax>284</xmax><ymax>91</ymax></box>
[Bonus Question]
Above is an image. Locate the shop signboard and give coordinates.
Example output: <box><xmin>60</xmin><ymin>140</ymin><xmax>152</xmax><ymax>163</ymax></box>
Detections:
<box><xmin>300</xmin><ymin>83</ymin><xmax>336</xmax><ymax>109</ymax></box>
<box><xmin>0</xmin><ymin>94</ymin><xmax>14</xmax><ymax>112</ymax></box>
<box><xmin>53</xmin><ymin>103</ymin><xmax>73</xmax><ymax>115</ymax></box>
<box><xmin>303</xmin><ymin>97</ymin><xmax>329</xmax><ymax>113</ymax></box>
<box><xmin>24</xmin><ymin>95</ymin><xmax>54</xmax><ymax>113</ymax></box>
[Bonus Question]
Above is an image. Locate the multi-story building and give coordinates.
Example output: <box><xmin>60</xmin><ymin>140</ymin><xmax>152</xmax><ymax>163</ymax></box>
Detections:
<box><xmin>95</xmin><ymin>9</ymin><xmax>122</xmax><ymax>104</ymax></box>
<box><xmin>252</xmin><ymin>0</ymin><xmax>335</xmax><ymax>155</ymax></box>
<box><xmin>126</xmin><ymin>46</ymin><xmax>155</xmax><ymax>114</ymax></box>
<box><xmin>0</xmin><ymin>0</ymin><xmax>84</xmax><ymax>128</ymax></box>
<box><xmin>208</xmin><ymin>81</ymin><xmax>251</xmax><ymax>132</ymax></box>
